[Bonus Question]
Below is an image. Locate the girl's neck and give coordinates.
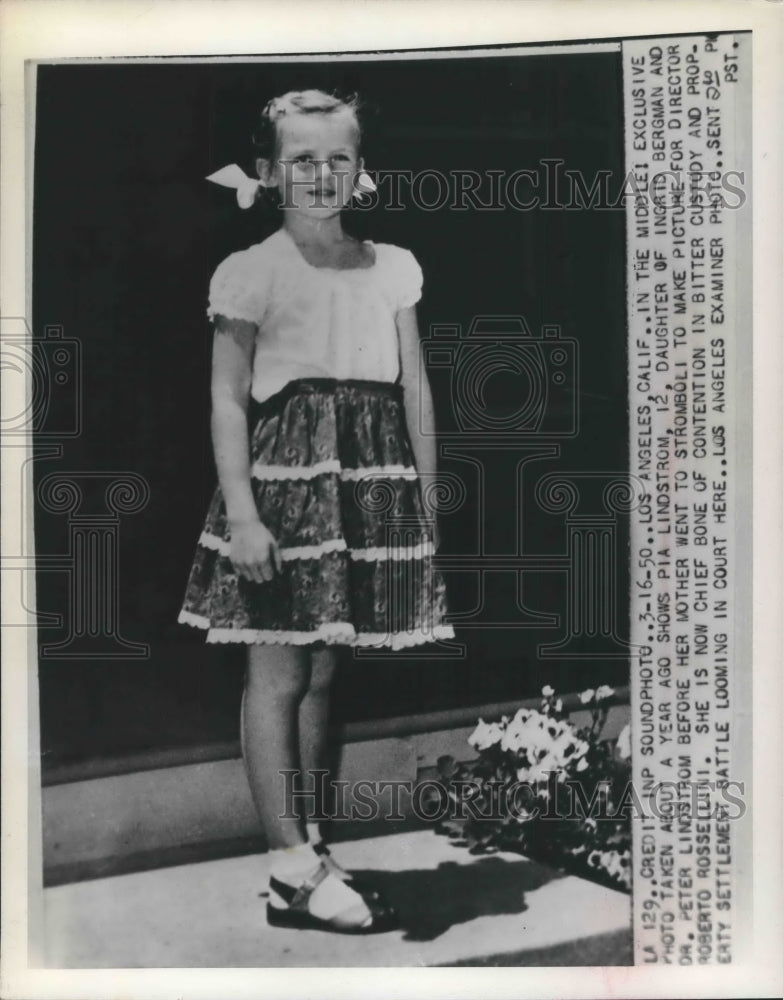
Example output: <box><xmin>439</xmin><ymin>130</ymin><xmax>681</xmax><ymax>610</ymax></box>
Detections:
<box><xmin>282</xmin><ymin>213</ymin><xmax>347</xmax><ymax>249</ymax></box>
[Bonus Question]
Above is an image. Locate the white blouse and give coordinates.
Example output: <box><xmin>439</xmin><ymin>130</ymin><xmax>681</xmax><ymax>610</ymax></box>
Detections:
<box><xmin>207</xmin><ymin>228</ymin><xmax>423</xmax><ymax>404</ymax></box>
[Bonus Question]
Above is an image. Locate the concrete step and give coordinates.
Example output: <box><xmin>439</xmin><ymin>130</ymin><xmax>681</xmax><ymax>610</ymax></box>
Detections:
<box><xmin>43</xmin><ymin>829</ymin><xmax>631</xmax><ymax>967</ymax></box>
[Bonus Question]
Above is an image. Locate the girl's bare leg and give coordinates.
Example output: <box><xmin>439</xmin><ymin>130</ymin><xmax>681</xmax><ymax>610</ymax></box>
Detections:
<box><xmin>298</xmin><ymin>646</ymin><xmax>339</xmax><ymax>827</ymax></box>
<box><xmin>243</xmin><ymin>643</ymin><xmax>374</xmax><ymax>928</ymax></box>
<box><xmin>242</xmin><ymin>644</ymin><xmax>311</xmax><ymax>849</ymax></box>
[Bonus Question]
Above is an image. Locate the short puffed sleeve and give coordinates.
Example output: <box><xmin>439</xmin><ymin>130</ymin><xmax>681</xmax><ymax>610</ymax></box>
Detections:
<box><xmin>386</xmin><ymin>245</ymin><xmax>423</xmax><ymax>311</ymax></box>
<box><xmin>207</xmin><ymin>247</ymin><xmax>270</xmax><ymax>325</ymax></box>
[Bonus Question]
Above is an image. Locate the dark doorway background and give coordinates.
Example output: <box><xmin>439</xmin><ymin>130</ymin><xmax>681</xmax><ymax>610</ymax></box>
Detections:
<box><xmin>33</xmin><ymin>51</ymin><xmax>629</xmax><ymax>770</ymax></box>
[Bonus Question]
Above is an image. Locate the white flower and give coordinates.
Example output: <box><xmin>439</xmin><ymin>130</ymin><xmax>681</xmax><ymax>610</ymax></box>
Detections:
<box><xmin>497</xmin><ymin>704</ymin><xmax>589</xmax><ymax>773</ymax></box>
<box><xmin>572</xmin><ymin>738</ymin><xmax>590</xmax><ymax>758</ymax></box>
<box><xmin>468</xmin><ymin>717</ymin><xmax>503</xmax><ymax>751</ymax></box>
<box><xmin>541</xmin><ymin>685</ymin><xmax>555</xmax><ymax>697</ymax></box>
<box><xmin>500</xmin><ymin>721</ymin><xmax>526</xmax><ymax>753</ymax></box>
<box><xmin>576</xmin><ymin>756</ymin><xmax>589</xmax><ymax>772</ymax></box>
<box><xmin>599</xmin><ymin>850</ymin><xmax>625</xmax><ymax>880</ymax></box>
<box><xmin>500</xmin><ymin>707</ymin><xmax>536</xmax><ymax>753</ymax></box>
<box><xmin>595</xmin><ymin>685</ymin><xmax>615</xmax><ymax>702</ymax></box>
<box><xmin>580</xmin><ymin>689</ymin><xmax>595</xmax><ymax>704</ymax></box>
<box><xmin>548</xmin><ymin>731</ymin><xmax>574</xmax><ymax>761</ymax></box>
<box><xmin>616</xmin><ymin>723</ymin><xmax>631</xmax><ymax>759</ymax></box>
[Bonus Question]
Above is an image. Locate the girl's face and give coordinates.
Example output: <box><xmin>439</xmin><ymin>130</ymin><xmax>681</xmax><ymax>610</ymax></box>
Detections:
<box><xmin>263</xmin><ymin>111</ymin><xmax>361</xmax><ymax>219</ymax></box>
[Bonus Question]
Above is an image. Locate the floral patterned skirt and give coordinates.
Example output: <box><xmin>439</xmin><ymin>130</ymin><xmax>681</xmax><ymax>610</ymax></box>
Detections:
<box><xmin>178</xmin><ymin>377</ymin><xmax>454</xmax><ymax>649</ymax></box>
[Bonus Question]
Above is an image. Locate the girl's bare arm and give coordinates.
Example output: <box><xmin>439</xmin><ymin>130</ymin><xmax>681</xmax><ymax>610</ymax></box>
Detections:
<box><xmin>397</xmin><ymin>305</ymin><xmax>440</xmax><ymax>548</ymax></box>
<box><xmin>210</xmin><ymin>317</ymin><xmax>259</xmax><ymax>526</ymax></box>
<box><xmin>210</xmin><ymin>316</ymin><xmax>282</xmax><ymax>581</ymax></box>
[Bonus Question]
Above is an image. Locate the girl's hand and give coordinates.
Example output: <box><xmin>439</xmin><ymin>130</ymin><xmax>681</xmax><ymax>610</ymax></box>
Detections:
<box><xmin>229</xmin><ymin>519</ymin><xmax>283</xmax><ymax>583</ymax></box>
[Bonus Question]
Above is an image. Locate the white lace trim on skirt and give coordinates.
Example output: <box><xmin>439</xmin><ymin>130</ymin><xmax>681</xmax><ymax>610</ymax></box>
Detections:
<box><xmin>251</xmin><ymin>459</ymin><xmax>341</xmax><ymax>480</ymax></box>
<box><xmin>198</xmin><ymin>530</ymin><xmax>434</xmax><ymax>561</ymax></box>
<box><xmin>340</xmin><ymin>465</ymin><xmax>417</xmax><ymax>481</ymax></box>
<box><xmin>178</xmin><ymin>609</ymin><xmax>454</xmax><ymax>649</ymax></box>
<box><xmin>250</xmin><ymin>461</ymin><xmax>417</xmax><ymax>482</ymax></box>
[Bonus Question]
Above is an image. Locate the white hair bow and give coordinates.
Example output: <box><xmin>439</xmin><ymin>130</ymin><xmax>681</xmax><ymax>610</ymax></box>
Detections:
<box><xmin>206</xmin><ymin>164</ymin><xmax>262</xmax><ymax>209</ymax></box>
<box><xmin>353</xmin><ymin>170</ymin><xmax>377</xmax><ymax>203</ymax></box>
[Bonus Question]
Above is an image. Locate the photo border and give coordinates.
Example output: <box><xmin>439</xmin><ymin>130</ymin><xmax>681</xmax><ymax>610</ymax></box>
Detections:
<box><xmin>2</xmin><ymin>1</ymin><xmax>781</xmax><ymax>997</ymax></box>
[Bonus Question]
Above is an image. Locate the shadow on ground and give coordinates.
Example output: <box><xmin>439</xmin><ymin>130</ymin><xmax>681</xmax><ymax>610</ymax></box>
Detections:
<box><xmin>344</xmin><ymin>855</ymin><xmax>560</xmax><ymax>942</ymax></box>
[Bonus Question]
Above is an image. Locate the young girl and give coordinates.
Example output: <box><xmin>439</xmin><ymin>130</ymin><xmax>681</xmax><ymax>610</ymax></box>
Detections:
<box><xmin>178</xmin><ymin>89</ymin><xmax>454</xmax><ymax>934</ymax></box>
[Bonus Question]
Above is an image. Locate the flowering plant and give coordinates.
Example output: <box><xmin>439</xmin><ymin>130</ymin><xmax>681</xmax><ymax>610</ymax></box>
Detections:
<box><xmin>433</xmin><ymin>686</ymin><xmax>632</xmax><ymax>892</ymax></box>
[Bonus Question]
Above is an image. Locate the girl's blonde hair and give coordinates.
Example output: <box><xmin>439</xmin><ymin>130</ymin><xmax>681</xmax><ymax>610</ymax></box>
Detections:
<box><xmin>253</xmin><ymin>89</ymin><xmax>362</xmax><ymax>163</ymax></box>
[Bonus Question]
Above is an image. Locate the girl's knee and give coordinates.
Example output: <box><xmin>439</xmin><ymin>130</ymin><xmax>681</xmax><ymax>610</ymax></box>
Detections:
<box><xmin>306</xmin><ymin>672</ymin><xmax>332</xmax><ymax>699</ymax></box>
<box><xmin>308</xmin><ymin>648</ymin><xmax>338</xmax><ymax>696</ymax></box>
<box><xmin>245</xmin><ymin>645</ymin><xmax>310</xmax><ymax>701</ymax></box>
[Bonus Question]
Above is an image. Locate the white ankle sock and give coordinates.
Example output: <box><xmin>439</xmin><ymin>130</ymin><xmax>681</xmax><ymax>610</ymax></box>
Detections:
<box><xmin>268</xmin><ymin>843</ymin><xmax>370</xmax><ymax>926</ymax></box>
<box><xmin>269</xmin><ymin>843</ymin><xmax>320</xmax><ymax>881</ymax></box>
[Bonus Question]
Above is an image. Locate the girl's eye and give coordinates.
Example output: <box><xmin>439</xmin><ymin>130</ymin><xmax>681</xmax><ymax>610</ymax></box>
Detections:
<box><xmin>287</xmin><ymin>153</ymin><xmax>352</xmax><ymax>168</ymax></box>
